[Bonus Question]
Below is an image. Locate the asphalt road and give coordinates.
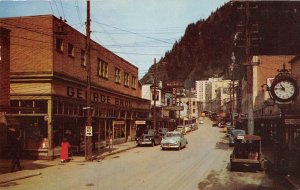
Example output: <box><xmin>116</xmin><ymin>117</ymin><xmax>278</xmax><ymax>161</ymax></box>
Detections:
<box><xmin>0</xmin><ymin>118</ymin><xmax>292</xmax><ymax>190</ymax></box>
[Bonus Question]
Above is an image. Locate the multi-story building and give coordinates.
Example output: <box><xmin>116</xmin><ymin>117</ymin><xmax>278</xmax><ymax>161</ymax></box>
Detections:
<box><xmin>195</xmin><ymin>80</ymin><xmax>208</xmax><ymax>112</ymax></box>
<box><xmin>205</xmin><ymin>77</ymin><xmax>231</xmax><ymax>113</ymax></box>
<box><xmin>0</xmin><ymin>15</ymin><xmax>150</xmax><ymax>159</ymax></box>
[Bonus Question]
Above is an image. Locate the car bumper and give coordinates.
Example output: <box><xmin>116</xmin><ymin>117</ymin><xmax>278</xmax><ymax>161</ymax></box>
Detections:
<box><xmin>161</xmin><ymin>144</ymin><xmax>180</xmax><ymax>149</ymax></box>
<box><xmin>136</xmin><ymin>141</ymin><xmax>152</xmax><ymax>145</ymax></box>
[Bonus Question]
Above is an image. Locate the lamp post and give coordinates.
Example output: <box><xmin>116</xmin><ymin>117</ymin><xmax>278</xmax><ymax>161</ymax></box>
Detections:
<box><xmin>231</xmin><ymin>52</ymin><xmax>236</xmax><ymax>128</ymax></box>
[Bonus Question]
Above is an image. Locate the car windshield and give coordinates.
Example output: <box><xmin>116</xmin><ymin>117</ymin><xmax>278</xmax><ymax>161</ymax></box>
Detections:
<box><xmin>165</xmin><ymin>133</ymin><xmax>181</xmax><ymax>137</ymax></box>
<box><xmin>232</xmin><ymin>130</ymin><xmax>245</xmax><ymax>136</ymax></box>
<box><xmin>143</xmin><ymin>130</ymin><xmax>154</xmax><ymax>135</ymax></box>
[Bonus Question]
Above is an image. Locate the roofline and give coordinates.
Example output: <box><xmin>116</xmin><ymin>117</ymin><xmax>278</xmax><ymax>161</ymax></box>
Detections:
<box><xmin>0</xmin><ymin>14</ymin><xmax>139</xmax><ymax>71</ymax></box>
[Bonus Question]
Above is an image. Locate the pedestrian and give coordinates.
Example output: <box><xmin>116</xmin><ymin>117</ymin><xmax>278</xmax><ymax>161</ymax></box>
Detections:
<box><xmin>60</xmin><ymin>137</ymin><xmax>70</xmax><ymax>163</ymax></box>
<box><xmin>10</xmin><ymin>135</ymin><xmax>23</xmax><ymax>172</ymax></box>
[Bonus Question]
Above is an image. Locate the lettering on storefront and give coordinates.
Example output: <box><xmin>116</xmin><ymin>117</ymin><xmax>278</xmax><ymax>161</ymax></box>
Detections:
<box><xmin>66</xmin><ymin>86</ymin><xmax>132</xmax><ymax>108</ymax></box>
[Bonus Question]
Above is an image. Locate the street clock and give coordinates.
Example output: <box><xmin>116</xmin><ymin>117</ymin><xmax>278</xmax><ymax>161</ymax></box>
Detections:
<box><xmin>270</xmin><ymin>67</ymin><xmax>299</xmax><ymax>103</ymax></box>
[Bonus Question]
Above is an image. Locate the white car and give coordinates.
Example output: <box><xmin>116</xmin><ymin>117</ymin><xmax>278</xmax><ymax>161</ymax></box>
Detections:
<box><xmin>161</xmin><ymin>131</ymin><xmax>188</xmax><ymax>150</ymax></box>
<box><xmin>199</xmin><ymin>120</ymin><xmax>204</xmax><ymax>124</ymax></box>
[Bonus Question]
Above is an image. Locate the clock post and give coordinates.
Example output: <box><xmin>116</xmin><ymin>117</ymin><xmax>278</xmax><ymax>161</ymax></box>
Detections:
<box><xmin>269</xmin><ymin>64</ymin><xmax>299</xmax><ymax>172</ymax></box>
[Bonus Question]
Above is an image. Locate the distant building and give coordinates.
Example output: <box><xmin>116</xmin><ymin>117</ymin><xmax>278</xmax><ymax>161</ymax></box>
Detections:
<box><xmin>205</xmin><ymin>77</ymin><xmax>231</xmax><ymax>113</ymax></box>
<box><xmin>195</xmin><ymin>80</ymin><xmax>208</xmax><ymax>112</ymax></box>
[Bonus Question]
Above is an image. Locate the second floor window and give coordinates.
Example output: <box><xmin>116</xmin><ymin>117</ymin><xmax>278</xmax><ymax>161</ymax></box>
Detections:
<box><xmin>115</xmin><ymin>68</ymin><xmax>121</xmax><ymax>84</ymax></box>
<box><xmin>68</xmin><ymin>43</ymin><xmax>74</xmax><ymax>57</ymax></box>
<box><xmin>56</xmin><ymin>38</ymin><xmax>63</xmax><ymax>52</ymax></box>
<box><xmin>81</xmin><ymin>50</ymin><xmax>86</xmax><ymax>67</ymax></box>
<box><xmin>124</xmin><ymin>72</ymin><xmax>129</xmax><ymax>87</ymax></box>
<box><xmin>131</xmin><ymin>75</ymin><xmax>136</xmax><ymax>89</ymax></box>
<box><xmin>97</xmin><ymin>58</ymin><xmax>108</xmax><ymax>78</ymax></box>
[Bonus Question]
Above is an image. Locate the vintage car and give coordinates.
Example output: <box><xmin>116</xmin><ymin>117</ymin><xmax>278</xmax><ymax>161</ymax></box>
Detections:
<box><xmin>161</xmin><ymin>131</ymin><xmax>187</xmax><ymax>150</ymax></box>
<box><xmin>136</xmin><ymin>129</ymin><xmax>162</xmax><ymax>147</ymax></box>
<box><xmin>175</xmin><ymin>125</ymin><xmax>187</xmax><ymax>135</ymax></box>
<box><xmin>228</xmin><ymin>129</ymin><xmax>246</xmax><ymax>147</ymax></box>
<box><xmin>230</xmin><ymin>135</ymin><xmax>264</xmax><ymax>171</ymax></box>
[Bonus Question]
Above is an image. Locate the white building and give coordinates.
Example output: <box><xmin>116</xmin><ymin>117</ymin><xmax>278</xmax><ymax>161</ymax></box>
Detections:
<box><xmin>205</xmin><ymin>77</ymin><xmax>231</xmax><ymax>112</ymax></box>
<box><xmin>195</xmin><ymin>80</ymin><xmax>208</xmax><ymax>111</ymax></box>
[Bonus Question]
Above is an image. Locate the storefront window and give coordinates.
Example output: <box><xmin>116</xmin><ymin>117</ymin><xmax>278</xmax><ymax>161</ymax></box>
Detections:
<box><xmin>21</xmin><ymin>100</ymin><xmax>33</xmax><ymax>114</ymax></box>
<box><xmin>24</xmin><ymin>117</ymin><xmax>47</xmax><ymax>149</ymax></box>
<box><xmin>114</xmin><ymin>124</ymin><xmax>125</xmax><ymax>139</ymax></box>
<box><xmin>35</xmin><ymin>100</ymin><xmax>47</xmax><ymax>114</ymax></box>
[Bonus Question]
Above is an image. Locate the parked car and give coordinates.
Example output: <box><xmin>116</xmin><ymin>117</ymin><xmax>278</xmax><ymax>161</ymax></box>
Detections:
<box><xmin>175</xmin><ymin>125</ymin><xmax>187</xmax><ymax>134</ymax></box>
<box><xmin>161</xmin><ymin>131</ymin><xmax>188</xmax><ymax>150</ymax></box>
<box><xmin>136</xmin><ymin>129</ymin><xmax>162</xmax><ymax>146</ymax></box>
<box><xmin>190</xmin><ymin>123</ymin><xmax>198</xmax><ymax>131</ymax></box>
<box><xmin>185</xmin><ymin>125</ymin><xmax>192</xmax><ymax>133</ymax></box>
<box><xmin>226</xmin><ymin>127</ymin><xmax>235</xmax><ymax>137</ymax></box>
<box><xmin>228</xmin><ymin>129</ymin><xmax>246</xmax><ymax>147</ymax></box>
<box><xmin>199</xmin><ymin>119</ymin><xmax>204</xmax><ymax>124</ymax></box>
<box><xmin>158</xmin><ymin>128</ymin><xmax>169</xmax><ymax>136</ymax></box>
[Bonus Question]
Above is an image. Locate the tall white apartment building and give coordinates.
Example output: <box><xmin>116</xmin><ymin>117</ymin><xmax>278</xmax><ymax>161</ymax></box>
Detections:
<box><xmin>195</xmin><ymin>80</ymin><xmax>208</xmax><ymax>110</ymax></box>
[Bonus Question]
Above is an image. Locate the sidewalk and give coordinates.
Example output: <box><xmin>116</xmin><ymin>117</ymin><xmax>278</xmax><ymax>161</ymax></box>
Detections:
<box><xmin>0</xmin><ymin>141</ymin><xmax>137</xmax><ymax>184</ymax></box>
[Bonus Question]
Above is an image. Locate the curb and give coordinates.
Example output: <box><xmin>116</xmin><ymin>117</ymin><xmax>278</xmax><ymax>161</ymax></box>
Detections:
<box><xmin>95</xmin><ymin>145</ymin><xmax>137</xmax><ymax>160</ymax></box>
<box><xmin>0</xmin><ymin>172</ymin><xmax>41</xmax><ymax>184</ymax></box>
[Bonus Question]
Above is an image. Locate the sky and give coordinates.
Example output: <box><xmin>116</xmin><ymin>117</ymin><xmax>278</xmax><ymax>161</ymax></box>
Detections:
<box><xmin>0</xmin><ymin>0</ymin><xmax>228</xmax><ymax>78</ymax></box>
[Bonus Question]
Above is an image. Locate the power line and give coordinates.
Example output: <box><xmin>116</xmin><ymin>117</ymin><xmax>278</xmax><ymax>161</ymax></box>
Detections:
<box><xmin>53</xmin><ymin>0</ymin><xmax>61</xmax><ymax>18</ymax></box>
<box><xmin>93</xmin><ymin>20</ymin><xmax>172</xmax><ymax>45</ymax></box>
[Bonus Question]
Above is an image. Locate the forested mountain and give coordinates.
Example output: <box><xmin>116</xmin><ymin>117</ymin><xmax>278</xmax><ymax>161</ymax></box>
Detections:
<box><xmin>140</xmin><ymin>1</ymin><xmax>300</xmax><ymax>87</ymax></box>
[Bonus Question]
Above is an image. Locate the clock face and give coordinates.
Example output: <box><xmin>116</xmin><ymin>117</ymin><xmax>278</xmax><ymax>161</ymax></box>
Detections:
<box><xmin>270</xmin><ymin>77</ymin><xmax>298</xmax><ymax>102</ymax></box>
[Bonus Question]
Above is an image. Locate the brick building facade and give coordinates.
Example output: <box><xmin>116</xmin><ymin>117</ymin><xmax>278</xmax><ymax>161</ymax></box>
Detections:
<box><xmin>0</xmin><ymin>15</ymin><xmax>150</xmax><ymax>159</ymax></box>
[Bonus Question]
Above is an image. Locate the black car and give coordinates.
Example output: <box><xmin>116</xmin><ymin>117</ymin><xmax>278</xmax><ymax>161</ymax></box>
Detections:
<box><xmin>136</xmin><ymin>129</ymin><xmax>162</xmax><ymax>146</ymax></box>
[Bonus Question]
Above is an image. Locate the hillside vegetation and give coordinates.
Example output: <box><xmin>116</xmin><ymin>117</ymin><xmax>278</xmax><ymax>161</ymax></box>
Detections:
<box><xmin>140</xmin><ymin>1</ymin><xmax>300</xmax><ymax>87</ymax></box>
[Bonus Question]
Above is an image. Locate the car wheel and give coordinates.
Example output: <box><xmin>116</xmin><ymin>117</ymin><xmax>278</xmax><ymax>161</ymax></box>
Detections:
<box><xmin>151</xmin><ymin>141</ymin><xmax>155</xmax><ymax>147</ymax></box>
<box><xmin>177</xmin><ymin>143</ymin><xmax>181</xmax><ymax>151</ymax></box>
<box><xmin>161</xmin><ymin>147</ymin><xmax>165</xmax><ymax>151</ymax></box>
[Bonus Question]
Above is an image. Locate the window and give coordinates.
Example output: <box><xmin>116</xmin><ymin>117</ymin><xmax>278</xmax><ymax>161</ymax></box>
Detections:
<box><xmin>56</xmin><ymin>38</ymin><xmax>63</xmax><ymax>52</ymax></box>
<box><xmin>124</xmin><ymin>72</ymin><xmax>129</xmax><ymax>87</ymax></box>
<box><xmin>68</xmin><ymin>43</ymin><xmax>74</xmax><ymax>57</ymax></box>
<box><xmin>115</xmin><ymin>68</ymin><xmax>121</xmax><ymax>84</ymax></box>
<box><xmin>81</xmin><ymin>50</ymin><xmax>86</xmax><ymax>67</ymax></box>
<box><xmin>97</xmin><ymin>58</ymin><xmax>108</xmax><ymax>78</ymax></box>
<box><xmin>131</xmin><ymin>75</ymin><xmax>136</xmax><ymax>89</ymax></box>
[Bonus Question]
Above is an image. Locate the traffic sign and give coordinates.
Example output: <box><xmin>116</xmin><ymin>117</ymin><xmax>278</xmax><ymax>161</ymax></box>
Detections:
<box><xmin>86</xmin><ymin>126</ymin><xmax>93</xmax><ymax>136</ymax></box>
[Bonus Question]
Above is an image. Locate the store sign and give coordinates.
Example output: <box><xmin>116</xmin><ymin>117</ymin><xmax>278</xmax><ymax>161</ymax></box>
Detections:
<box><xmin>135</xmin><ymin>120</ymin><xmax>146</xmax><ymax>125</ymax></box>
<box><xmin>163</xmin><ymin>106</ymin><xmax>184</xmax><ymax>111</ymax></box>
<box><xmin>267</xmin><ymin>78</ymin><xmax>274</xmax><ymax>87</ymax></box>
<box><xmin>172</xmin><ymin>88</ymin><xmax>177</xmax><ymax>106</ymax></box>
<box><xmin>285</xmin><ymin>119</ymin><xmax>300</xmax><ymax>125</ymax></box>
<box><xmin>86</xmin><ymin>126</ymin><xmax>93</xmax><ymax>136</ymax></box>
<box><xmin>66</xmin><ymin>86</ymin><xmax>132</xmax><ymax>108</ymax></box>
<box><xmin>166</xmin><ymin>81</ymin><xmax>184</xmax><ymax>87</ymax></box>
<box><xmin>114</xmin><ymin>120</ymin><xmax>125</xmax><ymax>125</ymax></box>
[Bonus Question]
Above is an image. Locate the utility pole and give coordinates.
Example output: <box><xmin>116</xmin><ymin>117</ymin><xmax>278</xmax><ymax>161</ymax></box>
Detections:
<box><xmin>245</xmin><ymin>1</ymin><xmax>254</xmax><ymax>135</ymax></box>
<box><xmin>235</xmin><ymin>1</ymin><xmax>258</xmax><ymax>134</ymax></box>
<box><xmin>153</xmin><ymin>58</ymin><xmax>157</xmax><ymax>130</ymax></box>
<box><xmin>85</xmin><ymin>0</ymin><xmax>92</xmax><ymax>161</ymax></box>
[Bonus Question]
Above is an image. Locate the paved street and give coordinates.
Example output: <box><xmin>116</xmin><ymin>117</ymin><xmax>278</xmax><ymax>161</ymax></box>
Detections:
<box><xmin>0</xmin><ymin>118</ymin><xmax>292</xmax><ymax>190</ymax></box>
